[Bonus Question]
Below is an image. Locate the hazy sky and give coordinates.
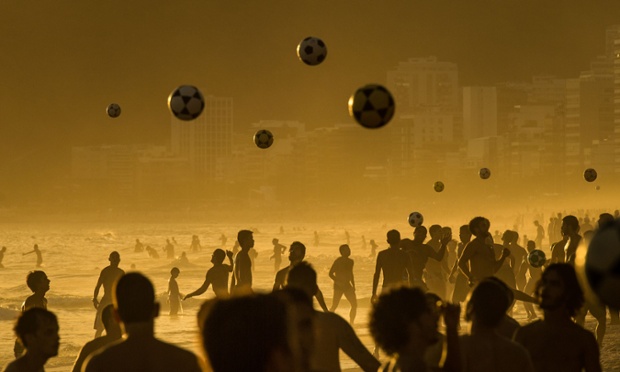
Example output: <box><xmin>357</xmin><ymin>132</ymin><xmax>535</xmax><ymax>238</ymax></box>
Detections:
<box><xmin>1</xmin><ymin>0</ymin><xmax>619</xmax><ymax>195</ymax></box>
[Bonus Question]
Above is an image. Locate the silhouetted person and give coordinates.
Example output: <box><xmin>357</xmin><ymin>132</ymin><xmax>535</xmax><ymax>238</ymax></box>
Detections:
<box><xmin>4</xmin><ymin>308</ymin><xmax>59</xmax><ymax>372</ymax></box>
<box><xmin>372</xmin><ymin>230</ymin><xmax>412</xmax><ymax>303</ymax></box>
<box><xmin>14</xmin><ymin>270</ymin><xmax>50</xmax><ymax>358</ymax></box>
<box><xmin>515</xmin><ymin>264</ymin><xmax>601</xmax><ymax>372</ymax></box>
<box><xmin>495</xmin><ymin>231</ymin><xmax>518</xmax><ymax>290</ymax></box>
<box><xmin>83</xmin><ymin>272</ymin><xmax>202</xmax><ymax>372</ymax></box>
<box><xmin>449</xmin><ymin>225</ymin><xmax>472</xmax><ymax>304</ymax></box>
<box><xmin>345</xmin><ymin>230</ymin><xmax>350</xmax><ymax>245</ymax></box>
<box><xmin>219</xmin><ymin>233</ymin><xmax>227</xmax><ymax>247</ymax></box>
<box><xmin>313</xmin><ymin>231</ymin><xmax>319</xmax><ymax>247</ymax></box>
<box><xmin>163</xmin><ymin>239</ymin><xmax>175</xmax><ymax>260</ymax></box>
<box><xmin>400</xmin><ymin>226</ymin><xmax>449</xmax><ymax>291</ymax></box>
<box><xmin>72</xmin><ymin>305</ymin><xmax>122</xmax><ymax>372</ymax></box>
<box><xmin>184</xmin><ymin>249</ymin><xmax>233</xmax><ymax>299</ymax></box>
<box><xmin>168</xmin><ymin>267</ymin><xmax>182</xmax><ymax>315</ymax></box>
<box><xmin>145</xmin><ymin>245</ymin><xmax>159</xmax><ymax>259</ymax></box>
<box><xmin>520</xmin><ymin>241</ymin><xmax>543</xmax><ymax>321</ymax></box>
<box><xmin>0</xmin><ymin>246</ymin><xmax>6</xmax><ymax>268</ymax></box>
<box><xmin>361</xmin><ymin>235</ymin><xmax>367</xmax><ymax>250</ymax></box>
<box><xmin>369</xmin><ymin>239</ymin><xmax>378</xmax><ymax>257</ymax></box>
<box><xmin>190</xmin><ymin>235</ymin><xmax>202</xmax><ymax>252</ymax></box>
<box><xmin>534</xmin><ymin>220</ymin><xmax>544</xmax><ymax>250</ymax></box>
<box><xmin>597</xmin><ymin>213</ymin><xmax>619</xmax><ymax>325</ymax></box>
<box><xmin>370</xmin><ymin>286</ymin><xmax>460</xmax><ymax>372</ymax></box>
<box><xmin>460</xmin><ymin>279</ymin><xmax>535</xmax><ymax>372</ymax></box>
<box><xmin>273</xmin><ymin>241</ymin><xmax>329</xmax><ymax>312</ymax></box>
<box><xmin>458</xmin><ymin>217</ymin><xmax>510</xmax><ymax>287</ymax></box>
<box><xmin>23</xmin><ymin>244</ymin><xmax>42</xmax><ymax>267</ymax></box>
<box><xmin>134</xmin><ymin>239</ymin><xmax>144</xmax><ymax>253</ymax></box>
<box><xmin>329</xmin><ymin>244</ymin><xmax>357</xmax><ymax>324</ymax></box>
<box><xmin>508</xmin><ymin>231</ymin><xmax>528</xmax><ymax>291</ymax></box>
<box><xmin>232</xmin><ymin>230</ymin><xmax>254</xmax><ymax>295</ymax></box>
<box><xmin>562</xmin><ymin>215</ymin><xmax>581</xmax><ymax>265</ymax></box>
<box><xmin>202</xmin><ymin>293</ymin><xmax>300</xmax><ymax>372</ymax></box>
<box><xmin>424</xmin><ymin>225</ymin><xmax>450</xmax><ymax>298</ymax></box>
<box><xmin>270</xmin><ymin>238</ymin><xmax>287</xmax><ymax>272</ymax></box>
<box><xmin>287</xmin><ymin>262</ymin><xmax>380</xmax><ymax>372</ymax></box>
<box><xmin>92</xmin><ymin>251</ymin><xmax>124</xmax><ymax>338</ymax></box>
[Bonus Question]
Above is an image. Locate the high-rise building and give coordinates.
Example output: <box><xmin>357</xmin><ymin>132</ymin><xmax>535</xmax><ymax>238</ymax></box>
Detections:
<box><xmin>170</xmin><ymin>96</ymin><xmax>233</xmax><ymax>184</ymax></box>
<box><xmin>611</xmin><ymin>27</ymin><xmax>620</xmax><ymax>174</ymax></box>
<box><xmin>463</xmin><ymin>87</ymin><xmax>497</xmax><ymax>140</ymax></box>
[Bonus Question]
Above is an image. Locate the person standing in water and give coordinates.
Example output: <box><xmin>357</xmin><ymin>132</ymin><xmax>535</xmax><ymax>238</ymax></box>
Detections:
<box><xmin>23</xmin><ymin>244</ymin><xmax>43</xmax><ymax>267</ymax></box>
<box><xmin>92</xmin><ymin>251</ymin><xmax>124</xmax><ymax>338</ymax></box>
<box><xmin>168</xmin><ymin>267</ymin><xmax>182</xmax><ymax>316</ymax></box>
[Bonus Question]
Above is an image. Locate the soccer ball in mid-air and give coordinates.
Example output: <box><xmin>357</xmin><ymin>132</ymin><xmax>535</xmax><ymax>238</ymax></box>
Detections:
<box><xmin>585</xmin><ymin>219</ymin><xmax>620</xmax><ymax>309</ymax></box>
<box><xmin>433</xmin><ymin>181</ymin><xmax>445</xmax><ymax>193</ymax></box>
<box><xmin>528</xmin><ymin>249</ymin><xmax>547</xmax><ymax>268</ymax></box>
<box><xmin>253</xmin><ymin>129</ymin><xmax>274</xmax><ymax>149</ymax></box>
<box><xmin>297</xmin><ymin>36</ymin><xmax>327</xmax><ymax>66</ymax></box>
<box><xmin>584</xmin><ymin>168</ymin><xmax>598</xmax><ymax>182</ymax></box>
<box><xmin>408</xmin><ymin>212</ymin><xmax>424</xmax><ymax>228</ymax></box>
<box><xmin>168</xmin><ymin>85</ymin><xmax>205</xmax><ymax>121</ymax></box>
<box><xmin>348</xmin><ymin>84</ymin><xmax>395</xmax><ymax>129</ymax></box>
<box><xmin>479</xmin><ymin>167</ymin><xmax>491</xmax><ymax>180</ymax></box>
<box><xmin>106</xmin><ymin>103</ymin><xmax>121</xmax><ymax>118</ymax></box>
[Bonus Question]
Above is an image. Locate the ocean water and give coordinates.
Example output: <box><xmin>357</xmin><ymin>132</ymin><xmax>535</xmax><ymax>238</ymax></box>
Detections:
<box><xmin>0</xmin><ymin>222</ymin><xmax>390</xmax><ymax>371</ymax></box>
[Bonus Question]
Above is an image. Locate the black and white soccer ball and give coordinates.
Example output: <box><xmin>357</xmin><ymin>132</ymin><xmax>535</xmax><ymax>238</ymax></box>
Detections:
<box><xmin>106</xmin><ymin>103</ymin><xmax>121</xmax><ymax>118</ymax></box>
<box><xmin>168</xmin><ymin>85</ymin><xmax>205</xmax><ymax>121</ymax></box>
<box><xmin>479</xmin><ymin>167</ymin><xmax>491</xmax><ymax>180</ymax></box>
<box><xmin>296</xmin><ymin>37</ymin><xmax>327</xmax><ymax>66</ymax></box>
<box><xmin>253</xmin><ymin>129</ymin><xmax>274</xmax><ymax>149</ymax></box>
<box><xmin>408</xmin><ymin>212</ymin><xmax>424</xmax><ymax>228</ymax></box>
<box><xmin>585</xmin><ymin>219</ymin><xmax>620</xmax><ymax>309</ymax></box>
<box><xmin>433</xmin><ymin>181</ymin><xmax>445</xmax><ymax>193</ymax></box>
<box><xmin>528</xmin><ymin>249</ymin><xmax>546</xmax><ymax>268</ymax></box>
<box><xmin>348</xmin><ymin>84</ymin><xmax>395</xmax><ymax>129</ymax></box>
<box><xmin>583</xmin><ymin>168</ymin><xmax>598</xmax><ymax>182</ymax></box>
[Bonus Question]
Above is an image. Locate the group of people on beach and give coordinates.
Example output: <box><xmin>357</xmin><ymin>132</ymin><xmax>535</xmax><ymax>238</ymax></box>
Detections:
<box><xmin>4</xmin><ymin>212</ymin><xmax>617</xmax><ymax>372</ymax></box>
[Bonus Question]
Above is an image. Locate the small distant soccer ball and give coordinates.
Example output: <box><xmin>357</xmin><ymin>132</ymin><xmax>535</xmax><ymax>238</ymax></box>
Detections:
<box><xmin>168</xmin><ymin>85</ymin><xmax>205</xmax><ymax>121</ymax></box>
<box><xmin>479</xmin><ymin>167</ymin><xmax>491</xmax><ymax>180</ymax></box>
<box><xmin>596</xmin><ymin>185</ymin><xmax>601</xmax><ymax>191</ymax></box>
<box><xmin>348</xmin><ymin>84</ymin><xmax>395</xmax><ymax>129</ymax></box>
<box><xmin>528</xmin><ymin>249</ymin><xmax>546</xmax><ymax>268</ymax></box>
<box><xmin>253</xmin><ymin>129</ymin><xmax>274</xmax><ymax>149</ymax></box>
<box><xmin>585</xmin><ymin>220</ymin><xmax>620</xmax><ymax>309</ymax></box>
<box><xmin>296</xmin><ymin>37</ymin><xmax>327</xmax><ymax>66</ymax></box>
<box><xmin>408</xmin><ymin>212</ymin><xmax>424</xmax><ymax>227</ymax></box>
<box><xmin>433</xmin><ymin>181</ymin><xmax>445</xmax><ymax>193</ymax></box>
<box><xmin>583</xmin><ymin>168</ymin><xmax>598</xmax><ymax>182</ymax></box>
<box><xmin>106</xmin><ymin>103</ymin><xmax>121</xmax><ymax>118</ymax></box>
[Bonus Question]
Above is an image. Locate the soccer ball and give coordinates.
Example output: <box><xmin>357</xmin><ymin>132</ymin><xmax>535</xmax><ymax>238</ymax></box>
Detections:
<box><xmin>168</xmin><ymin>85</ymin><xmax>205</xmax><ymax>121</ymax></box>
<box><xmin>408</xmin><ymin>212</ymin><xmax>424</xmax><ymax>227</ymax></box>
<box><xmin>433</xmin><ymin>181</ymin><xmax>445</xmax><ymax>193</ymax></box>
<box><xmin>106</xmin><ymin>103</ymin><xmax>121</xmax><ymax>118</ymax></box>
<box><xmin>583</xmin><ymin>168</ymin><xmax>597</xmax><ymax>182</ymax></box>
<box><xmin>253</xmin><ymin>129</ymin><xmax>274</xmax><ymax>149</ymax></box>
<box><xmin>528</xmin><ymin>249</ymin><xmax>546</xmax><ymax>268</ymax></box>
<box><xmin>479</xmin><ymin>167</ymin><xmax>491</xmax><ymax>180</ymax></box>
<box><xmin>348</xmin><ymin>84</ymin><xmax>395</xmax><ymax>129</ymax></box>
<box><xmin>297</xmin><ymin>37</ymin><xmax>327</xmax><ymax>66</ymax></box>
<box><xmin>585</xmin><ymin>220</ymin><xmax>620</xmax><ymax>309</ymax></box>
<box><xmin>595</xmin><ymin>185</ymin><xmax>601</xmax><ymax>191</ymax></box>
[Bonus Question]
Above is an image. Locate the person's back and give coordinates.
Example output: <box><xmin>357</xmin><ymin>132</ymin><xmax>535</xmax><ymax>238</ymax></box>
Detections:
<box><xmin>207</xmin><ymin>263</ymin><xmax>232</xmax><ymax>297</ymax></box>
<box><xmin>84</xmin><ymin>272</ymin><xmax>202</xmax><ymax>372</ymax></box>
<box><xmin>84</xmin><ymin>336</ymin><xmax>201</xmax><ymax>372</ymax></box>
<box><xmin>460</xmin><ymin>334</ymin><xmax>533</xmax><ymax>372</ymax></box>
<box><xmin>376</xmin><ymin>247</ymin><xmax>409</xmax><ymax>288</ymax></box>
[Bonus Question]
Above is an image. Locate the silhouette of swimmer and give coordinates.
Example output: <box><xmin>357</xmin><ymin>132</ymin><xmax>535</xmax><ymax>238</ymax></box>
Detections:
<box><xmin>231</xmin><ymin>230</ymin><xmax>254</xmax><ymax>295</ymax></box>
<box><xmin>369</xmin><ymin>239</ymin><xmax>378</xmax><ymax>257</ymax></box>
<box><xmin>0</xmin><ymin>246</ymin><xmax>6</xmax><ymax>268</ymax></box>
<box><xmin>185</xmin><ymin>249</ymin><xmax>233</xmax><ymax>299</ymax></box>
<box><xmin>460</xmin><ymin>279</ymin><xmax>535</xmax><ymax>372</ymax></box>
<box><xmin>270</xmin><ymin>238</ymin><xmax>287</xmax><ymax>272</ymax></box>
<box><xmin>92</xmin><ymin>251</ymin><xmax>124</xmax><ymax>338</ymax></box>
<box><xmin>14</xmin><ymin>270</ymin><xmax>50</xmax><ymax>358</ymax></box>
<box><xmin>163</xmin><ymin>239</ymin><xmax>175</xmax><ymax>260</ymax></box>
<box><xmin>72</xmin><ymin>304</ymin><xmax>122</xmax><ymax>372</ymax></box>
<box><xmin>4</xmin><ymin>308</ymin><xmax>60</xmax><ymax>372</ymax></box>
<box><xmin>168</xmin><ymin>268</ymin><xmax>182</xmax><ymax>316</ymax></box>
<box><xmin>146</xmin><ymin>245</ymin><xmax>159</xmax><ymax>259</ymax></box>
<box><xmin>219</xmin><ymin>233</ymin><xmax>227</xmax><ymax>247</ymax></box>
<box><xmin>287</xmin><ymin>262</ymin><xmax>380</xmax><ymax>372</ymax></box>
<box><xmin>83</xmin><ymin>272</ymin><xmax>202</xmax><ymax>372</ymax></box>
<box><xmin>514</xmin><ymin>264</ymin><xmax>601</xmax><ymax>372</ymax></box>
<box><xmin>23</xmin><ymin>244</ymin><xmax>43</xmax><ymax>267</ymax></box>
<box><xmin>134</xmin><ymin>239</ymin><xmax>144</xmax><ymax>253</ymax></box>
<box><xmin>190</xmin><ymin>235</ymin><xmax>202</xmax><ymax>252</ymax></box>
<box><xmin>329</xmin><ymin>244</ymin><xmax>357</xmax><ymax>324</ymax></box>
<box><xmin>314</xmin><ymin>231</ymin><xmax>319</xmax><ymax>247</ymax></box>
